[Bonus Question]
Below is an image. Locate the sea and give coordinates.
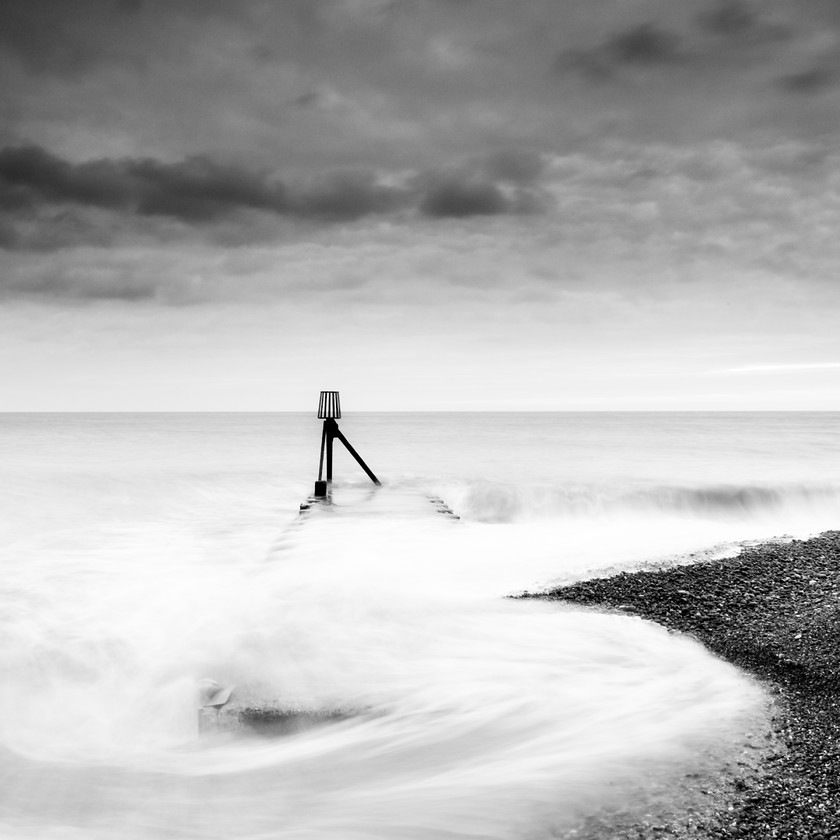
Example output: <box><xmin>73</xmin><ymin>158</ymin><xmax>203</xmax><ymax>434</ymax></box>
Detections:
<box><xmin>0</xmin><ymin>411</ymin><xmax>838</xmax><ymax>839</ymax></box>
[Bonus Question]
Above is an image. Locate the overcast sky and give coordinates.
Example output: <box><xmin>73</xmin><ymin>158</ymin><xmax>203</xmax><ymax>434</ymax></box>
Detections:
<box><xmin>1</xmin><ymin>0</ymin><xmax>839</xmax><ymax>410</ymax></box>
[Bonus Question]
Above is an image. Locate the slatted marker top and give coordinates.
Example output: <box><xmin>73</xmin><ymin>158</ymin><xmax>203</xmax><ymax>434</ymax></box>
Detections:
<box><xmin>317</xmin><ymin>391</ymin><xmax>341</xmax><ymax>419</ymax></box>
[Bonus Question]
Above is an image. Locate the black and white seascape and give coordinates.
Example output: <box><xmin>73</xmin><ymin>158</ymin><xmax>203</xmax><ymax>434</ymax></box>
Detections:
<box><xmin>1</xmin><ymin>2</ymin><xmax>839</xmax><ymax>839</ymax></box>
<box><xmin>2</xmin><ymin>412</ymin><xmax>839</xmax><ymax>838</ymax></box>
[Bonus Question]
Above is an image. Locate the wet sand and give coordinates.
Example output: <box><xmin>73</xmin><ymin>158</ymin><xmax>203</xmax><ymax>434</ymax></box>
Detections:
<box><xmin>524</xmin><ymin>530</ymin><xmax>840</xmax><ymax>839</ymax></box>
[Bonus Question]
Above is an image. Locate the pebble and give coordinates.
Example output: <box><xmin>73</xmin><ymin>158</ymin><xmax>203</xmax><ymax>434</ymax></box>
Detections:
<box><xmin>523</xmin><ymin>530</ymin><xmax>840</xmax><ymax>840</ymax></box>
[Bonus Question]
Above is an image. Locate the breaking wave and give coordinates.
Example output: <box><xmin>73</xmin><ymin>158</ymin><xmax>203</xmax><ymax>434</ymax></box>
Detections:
<box><xmin>447</xmin><ymin>479</ymin><xmax>840</xmax><ymax>526</ymax></box>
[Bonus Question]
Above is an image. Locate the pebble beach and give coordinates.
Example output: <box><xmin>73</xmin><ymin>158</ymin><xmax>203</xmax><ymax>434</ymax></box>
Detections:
<box><xmin>526</xmin><ymin>531</ymin><xmax>840</xmax><ymax>839</ymax></box>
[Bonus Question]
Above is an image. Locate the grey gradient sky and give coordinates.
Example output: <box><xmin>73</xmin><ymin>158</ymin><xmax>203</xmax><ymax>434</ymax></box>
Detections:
<box><xmin>1</xmin><ymin>0</ymin><xmax>839</xmax><ymax>410</ymax></box>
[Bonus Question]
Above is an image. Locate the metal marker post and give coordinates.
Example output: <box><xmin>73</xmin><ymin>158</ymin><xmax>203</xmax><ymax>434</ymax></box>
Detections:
<box><xmin>314</xmin><ymin>391</ymin><xmax>380</xmax><ymax>497</ymax></box>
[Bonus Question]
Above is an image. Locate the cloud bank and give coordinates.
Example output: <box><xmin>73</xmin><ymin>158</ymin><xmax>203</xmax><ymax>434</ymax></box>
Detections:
<box><xmin>1</xmin><ymin>0</ymin><xmax>839</xmax><ymax>409</ymax></box>
<box><xmin>0</xmin><ymin>143</ymin><xmax>552</xmax><ymax>252</ymax></box>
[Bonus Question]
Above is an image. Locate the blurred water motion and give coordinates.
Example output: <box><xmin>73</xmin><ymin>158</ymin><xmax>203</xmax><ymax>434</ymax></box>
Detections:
<box><xmin>2</xmin><ymin>411</ymin><xmax>837</xmax><ymax>838</ymax></box>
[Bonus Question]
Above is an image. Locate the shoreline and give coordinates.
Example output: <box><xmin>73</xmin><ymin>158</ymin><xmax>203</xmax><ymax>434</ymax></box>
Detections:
<box><xmin>522</xmin><ymin>530</ymin><xmax>840</xmax><ymax>839</ymax></box>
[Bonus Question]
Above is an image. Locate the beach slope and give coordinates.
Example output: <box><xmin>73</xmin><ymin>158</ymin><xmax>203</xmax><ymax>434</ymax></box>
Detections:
<box><xmin>524</xmin><ymin>531</ymin><xmax>840</xmax><ymax>839</ymax></box>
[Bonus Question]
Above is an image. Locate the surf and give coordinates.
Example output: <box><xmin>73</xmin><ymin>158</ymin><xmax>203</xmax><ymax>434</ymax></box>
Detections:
<box><xmin>1</xmin><ymin>411</ymin><xmax>836</xmax><ymax>838</ymax></box>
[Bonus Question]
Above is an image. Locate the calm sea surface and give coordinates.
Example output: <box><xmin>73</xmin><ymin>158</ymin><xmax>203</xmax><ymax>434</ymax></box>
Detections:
<box><xmin>0</xmin><ymin>412</ymin><xmax>837</xmax><ymax>839</ymax></box>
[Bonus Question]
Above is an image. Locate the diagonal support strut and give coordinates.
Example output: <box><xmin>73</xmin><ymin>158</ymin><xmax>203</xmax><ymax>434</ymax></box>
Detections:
<box><xmin>316</xmin><ymin>417</ymin><xmax>380</xmax><ymax>495</ymax></box>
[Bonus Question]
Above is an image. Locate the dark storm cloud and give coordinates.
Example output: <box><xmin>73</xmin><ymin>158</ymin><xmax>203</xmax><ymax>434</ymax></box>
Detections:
<box><xmin>129</xmin><ymin>157</ymin><xmax>287</xmax><ymax>220</ymax></box>
<box><xmin>556</xmin><ymin>2</ymin><xmax>808</xmax><ymax>86</ymax></box>
<box><xmin>608</xmin><ymin>24</ymin><xmax>682</xmax><ymax>65</ymax></box>
<box><xmin>0</xmin><ymin>144</ymin><xmax>288</xmax><ymax>223</ymax></box>
<box><xmin>0</xmin><ymin>143</ymin><xmax>549</xmax><ymax>250</ymax></box>
<box><xmin>776</xmin><ymin>68</ymin><xmax>835</xmax><ymax>95</ymax></box>
<box><xmin>420</xmin><ymin>179</ymin><xmax>509</xmax><ymax>218</ymax></box>
<box><xmin>696</xmin><ymin>0</ymin><xmax>757</xmax><ymax>36</ymax></box>
<box><xmin>0</xmin><ymin>145</ymin><xmax>131</xmax><ymax>208</ymax></box>
<box><xmin>0</xmin><ymin>143</ymin><xmax>415</xmax><ymax>225</ymax></box>
<box><xmin>0</xmin><ymin>0</ymin><xmax>265</xmax><ymax>79</ymax></box>
<box><xmin>4</xmin><ymin>0</ymin><xmax>840</xmax><ymax>182</ymax></box>
<box><xmin>695</xmin><ymin>0</ymin><xmax>791</xmax><ymax>42</ymax></box>
<box><xmin>418</xmin><ymin>150</ymin><xmax>550</xmax><ymax>217</ymax></box>
<box><xmin>286</xmin><ymin>170</ymin><xmax>407</xmax><ymax>220</ymax></box>
<box><xmin>557</xmin><ymin>22</ymin><xmax>683</xmax><ymax>81</ymax></box>
<box><xmin>0</xmin><ymin>0</ymin><xmax>143</xmax><ymax>77</ymax></box>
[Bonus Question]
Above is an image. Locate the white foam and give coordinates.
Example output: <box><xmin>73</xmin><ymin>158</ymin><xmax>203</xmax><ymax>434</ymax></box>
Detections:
<box><xmin>3</xmin><ymin>412</ymin><xmax>828</xmax><ymax>839</ymax></box>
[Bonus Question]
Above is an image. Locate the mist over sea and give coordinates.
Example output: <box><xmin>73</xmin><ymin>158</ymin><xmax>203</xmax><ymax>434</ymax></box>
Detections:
<box><xmin>1</xmin><ymin>411</ymin><xmax>838</xmax><ymax>839</ymax></box>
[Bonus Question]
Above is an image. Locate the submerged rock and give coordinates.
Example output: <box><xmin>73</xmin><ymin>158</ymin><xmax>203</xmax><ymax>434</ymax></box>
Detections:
<box><xmin>199</xmin><ymin>697</ymin><xmax>362</xmax><ymax>737</ymax></box>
